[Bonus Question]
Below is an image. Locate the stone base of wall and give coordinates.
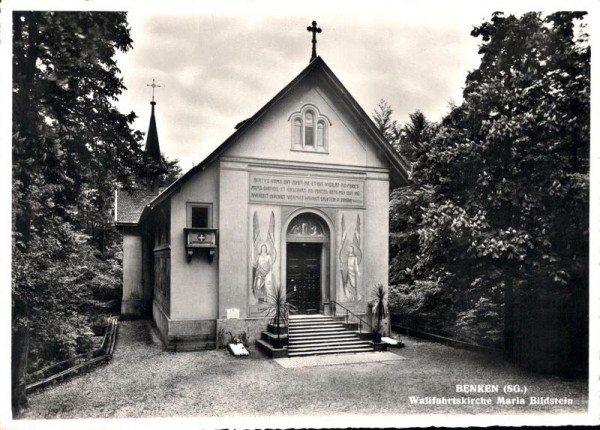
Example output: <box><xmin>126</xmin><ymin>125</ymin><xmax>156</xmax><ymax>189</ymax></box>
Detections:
<box><xmin>152</xmin><ymin>301</ymin><xmax>218</xmax><ymax>351</ymax></box>
<box><xmin>150</xmin><ymin>301</ymin><xmax>271</xmax><ymax>352</ymax></box>
<box><xmin>122</xmin><ymin>298</ymin><xmax>144</xmax><ymax>319</ymax></box>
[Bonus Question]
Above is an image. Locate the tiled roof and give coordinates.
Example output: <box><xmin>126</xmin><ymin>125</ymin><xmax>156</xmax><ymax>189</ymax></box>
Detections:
<box><xmin>115</xmin><ymin>187</ymin><xmax>162</xmax><ymax>225</ymax></box>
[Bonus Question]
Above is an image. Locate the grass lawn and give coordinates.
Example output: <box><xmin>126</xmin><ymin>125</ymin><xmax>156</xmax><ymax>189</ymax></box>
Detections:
<box><xmin>20</xmin><ymin>320</ymin><xmax>587</xmax><ymax>419</ymax></box>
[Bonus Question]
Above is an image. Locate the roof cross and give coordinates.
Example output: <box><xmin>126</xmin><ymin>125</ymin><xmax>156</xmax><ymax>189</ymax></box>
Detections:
<box><xmin>146</xmin><ymin>79</ymin><xmax>161</xmax><ymax>103</ymax></box>
<box><xmin>307</xmin><ymin>20</ymin><xmax>322</xmax><ymax>62</ymax></box>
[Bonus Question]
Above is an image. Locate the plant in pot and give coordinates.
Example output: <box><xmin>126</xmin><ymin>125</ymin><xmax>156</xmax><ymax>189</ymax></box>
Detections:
<box><xmin>370</xmin><ymin>282</ymin><xmax>387</xmax><ymax>348</ymax></box>
<box><xmin>264</xmin><ymin>285</ymin><xmax>295</xmax><ymax>349</ymax></box>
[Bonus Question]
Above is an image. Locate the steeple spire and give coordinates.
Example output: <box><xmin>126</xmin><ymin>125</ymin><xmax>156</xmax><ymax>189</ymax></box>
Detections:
<box><xmin>145</xmin><ymin>99</ymin><xmax>162</xmax><ymax>163</ymax></box>
<box><xmin>144</xmin><ymin>79</ymin><xmax>166</xmax><ymax>192</ymax></box>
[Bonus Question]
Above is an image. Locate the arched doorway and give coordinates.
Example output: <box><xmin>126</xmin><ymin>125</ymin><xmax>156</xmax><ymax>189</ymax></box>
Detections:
<box><xmin>285</xmin><ymin>213</ymin><xmax>330</xmax><ymax>314</ymax></box>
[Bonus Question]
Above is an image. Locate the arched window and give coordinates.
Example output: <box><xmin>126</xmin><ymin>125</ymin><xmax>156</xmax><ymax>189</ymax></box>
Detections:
<box><xmin>289</xmin><ymin>105</ymin><xmax>330</xmax><ymax>153</ymax></box>
<box><xmin>293</xmin><ymin>118</ymin><xmax>302</xmax><ymax>146</ymax></box>
<box><xmin>305</xmin><ymin>111</ymin><xmax>315</xmax><ymax>146</ymax></box>
<box><xmin>317</xmin><ymin>120</ymin><xmax>325</xmax><ymax>148</ymax></box>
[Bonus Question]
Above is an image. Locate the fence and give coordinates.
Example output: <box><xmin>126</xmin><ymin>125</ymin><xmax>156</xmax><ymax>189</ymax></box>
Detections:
<box><xmin>25</xmin><ymin>316</ymin><xmax>119</xmax><ymax>393</ymax></box>
<box><xmin>392</xmin><ymin>323</ymin><xmax>502</xmax><ymax>354</ymax></box>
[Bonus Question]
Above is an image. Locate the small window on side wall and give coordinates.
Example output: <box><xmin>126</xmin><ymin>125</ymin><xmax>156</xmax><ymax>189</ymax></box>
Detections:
<box><xmin>289</xmin><ymin>105</ymin><xmax>330</xmax><ymax>153</ymax></box>
<box><xmin>187</xmin><ymin>203</ymin><xmax>212</xmax><ymax>228</ymax></box>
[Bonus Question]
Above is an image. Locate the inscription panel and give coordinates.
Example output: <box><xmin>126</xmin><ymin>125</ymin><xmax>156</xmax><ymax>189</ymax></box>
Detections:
<box><xmin>249</xmin><ymin>173</ymin><xmax>364</xmax><ymax>207</ymax></box>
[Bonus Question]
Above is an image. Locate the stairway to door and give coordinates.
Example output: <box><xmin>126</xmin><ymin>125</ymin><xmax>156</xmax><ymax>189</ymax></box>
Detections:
<box><xmin>287</xmin><ymin>314</ymin><xmax>372</xmax><ymax>357</ymax></box>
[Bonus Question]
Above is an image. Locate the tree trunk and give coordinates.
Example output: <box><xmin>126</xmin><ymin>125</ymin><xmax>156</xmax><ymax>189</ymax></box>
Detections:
<box><xmin>503</xmin><ymin>279</ymin><xmax>515</xmax><ymax>362</ymax></box>
<box><xmin>12</xmin><ymin>15</ymin><xmax>39</xmax><ymax>416</ymax></box>
<box><xmin>11</xmin><ymin>303</ymin><xmax>30</xmax><ymax>417</ymax></box>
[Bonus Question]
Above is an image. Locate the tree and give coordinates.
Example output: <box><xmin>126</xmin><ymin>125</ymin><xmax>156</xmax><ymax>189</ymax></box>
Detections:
<box><xmin>372</xmin><ymin>101</ymin><xmax>434</xmax><ymax>162</ymax></box>
<box><xmin>160</xmin><ymin>154</ymin><xmax>183</xmax><ymax>187</ymax></box>
<box><xmin>389</xmin><ymin>12</ymin><xmax>589</xmax><ymax>375</ymax></box>
<box><xmin>12</xmin><ymin>11</ymin><xmax>144</xmax><ymax>415</ymax></box>
<box><xmin>372</xmin><ymin>99</ymin><xmax>401</xmax><ymax>146</ymax></box>
<box><xmin>388</xmin><ymin>110</ymin><xmax>434</xmax><ymax>285</ymax></box>
<box><xmin>398</xmin><ymin>110</ymin><xmax>433</xmax><ymax>162</ymax></box>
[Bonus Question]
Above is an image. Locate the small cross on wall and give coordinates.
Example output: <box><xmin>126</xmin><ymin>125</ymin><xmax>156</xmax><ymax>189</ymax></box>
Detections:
<box><xmin>197</xmin><ymin>233</ymin><xmax>206</xmax><ymax>242</ymax></box>
<box><xmin>307</xmin><ymin>20</ymin><xmax>322</xmax><ymax>62</ymax></box>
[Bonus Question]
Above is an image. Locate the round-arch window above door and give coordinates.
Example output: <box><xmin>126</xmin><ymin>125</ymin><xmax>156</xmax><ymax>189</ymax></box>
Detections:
<box><xmin>286</xmin><ymin>213</ymin><xmax>329</xmax><ymax>242</ymax></box>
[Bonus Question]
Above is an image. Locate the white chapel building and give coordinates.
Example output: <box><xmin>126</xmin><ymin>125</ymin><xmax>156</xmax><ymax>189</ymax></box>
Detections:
<box><xmin>116</xmin><ymin>29</ymin><xmax>410</xmax><ymax>352</ymax></box>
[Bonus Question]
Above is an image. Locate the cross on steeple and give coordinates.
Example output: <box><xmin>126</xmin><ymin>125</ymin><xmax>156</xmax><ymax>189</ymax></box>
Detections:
<box><xmin>307</xmin><ymin>20</ymin><xmax>322</xmax><ymax>62</ymax></box>
<box><xmin>147</xmin><ymin>79</ymin><xmax>161</xmax><ymax>103</ymax></box>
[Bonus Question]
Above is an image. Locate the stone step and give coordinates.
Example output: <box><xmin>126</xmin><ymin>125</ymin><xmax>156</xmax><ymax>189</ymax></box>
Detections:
<box><xmin>290</xmin><ymin>328</ymin><xmax>356</xmax><ymax>335</ymax></box>
<box><xmin>260</xmin><ymin>331</ymin><xmax>288</xmax><ymax>346</ymax></box>
<box><xmin>290</xmin><ymin>326</ymin><xmax>348</xmax><ymax>336</ymax></box>
<box><xmin>288</xmin><ymin>323</ymin><xmax>344</xmax><ymax>330</ymax></box>
<box><xmin>289</xmin><ymin>331</ymin><xmax>359</xmax><ymax>338</ymax></box>
<box><xmin>290</xmin><ymin>334</ymin><xmax>361</xmax><ymax>341</ymax></box>
<box><xmin>289</xmin><ymin>340</ymin><xmax>369</xmax><ymax>348</ymax></box>
<box><xmin>289</xmin><ymin>318</ymin><xmax>336</xmax><ymax>323</ymax></box>
<box><xmin>288</xmin><ymin>332</ymin><xmax>357</xmax><ymax>342</ymax></box>
<box><xmin>289</xmin><ymin>335</ymin><xmax>358</xmax><ymax>344</ymax></box>
<box><xmin>286</xmin><ymin>313</ymin><xmax>374</xmax><ymax>357</ymax></box>
<box><xmin>288</xmin><ymin>344</ymin><xmax>372</xmax><ymax>353</ymax></box>
<box><xmin>255</xmin><ymin>339</ymin><xmax>287</xmax><ymax>359</ymax></box>
<box><xmin>288</xmin><ymin>318</ymin><xmax>340</xmax><ymax>325</ymax></box>
<box><xmin>289</xmin><ymin>330</ymin><xmax>349</xmax><ymax>337</ymax></box>
<box><xmin>292</xmin><ymin>331</ymin><xmax>348</xmax><ymax>339</ymax></box>
<box><xmin>288</xmin><ymin>346</ymin><xmax>373</xmax><ymax>357</ymax></box>
<box><xmin>289</xmin><ymin>314</ymin><xmax>331</xmax><ymax>319</ymax></box>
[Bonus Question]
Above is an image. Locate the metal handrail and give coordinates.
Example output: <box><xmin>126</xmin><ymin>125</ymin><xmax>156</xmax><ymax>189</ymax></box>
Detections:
<box><xmin>330</xmin><ymin>300</ymin><xmax>373</xmax><ymax>334</ymax></box>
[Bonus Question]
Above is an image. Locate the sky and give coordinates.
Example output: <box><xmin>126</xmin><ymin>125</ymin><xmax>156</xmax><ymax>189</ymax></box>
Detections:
<box><xmin>111</xmin><ymin>1</ymin><xmax>596</xmax><ymax>171</ymax></box>
<box><xmin>113</xmin><ymin>3</ymin><xmax>499</xmax><ymax>171</ymax></box>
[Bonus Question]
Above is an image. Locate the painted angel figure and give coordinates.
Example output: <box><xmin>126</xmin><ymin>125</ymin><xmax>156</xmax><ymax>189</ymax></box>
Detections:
<box><xmin>252</xmin><ymin>211</ymin><xmax>277</xmax><ymax>302</ymax></box>
<box><xmin>339</xmin><ymin>214</ymin><xmax>362</xmax><ymax>301</ymax></box>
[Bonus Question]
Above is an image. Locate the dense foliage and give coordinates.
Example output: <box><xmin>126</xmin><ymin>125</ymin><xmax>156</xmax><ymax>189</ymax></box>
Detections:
<box><xmin>12</xmin><ymin>11</ymin><xmax>180</xmax><ymax>414</ymax></box>
<box><xmin>387</xmin><ymin>12</ymin><xmax>589</xmax><ymax>376</ymax></box>
<box><xmin>373</xmin><ymin>101</ymin><xmax>434</xmax><ymax>163</ymax></box>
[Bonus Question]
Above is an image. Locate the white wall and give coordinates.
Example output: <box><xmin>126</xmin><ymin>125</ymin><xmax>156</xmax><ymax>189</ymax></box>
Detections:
<box><xmin>122</xmin><ymin>233</ymin><xmax>143</xmax><ymax>317</ymax></box>
<box><xmin>218</xmin><ymin>164</ymin><xmax>250</xmax><ymax>318</ymax></box>
<box><xmin>169</xmin><ymin>161</ymin><xmax>220</xmax><ymax>320</ymax></box>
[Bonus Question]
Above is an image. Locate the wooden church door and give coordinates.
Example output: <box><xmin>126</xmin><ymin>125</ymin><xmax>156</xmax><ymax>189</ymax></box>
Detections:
<box><xmin>286</xmin><ymin>243</ymin><xmax>322</xmax><ymax>314</ymax></box>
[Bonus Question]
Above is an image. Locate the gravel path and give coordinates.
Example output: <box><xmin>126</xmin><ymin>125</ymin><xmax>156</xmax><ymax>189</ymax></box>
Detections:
<box><xmin>21</xmin><ymin>320</ymin><xmax>587</xmax><ymax>419</ymax></box>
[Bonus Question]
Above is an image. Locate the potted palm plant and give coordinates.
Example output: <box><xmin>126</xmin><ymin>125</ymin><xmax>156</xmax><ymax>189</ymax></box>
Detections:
<box><xmin>265</xmin><ymin>285</ymin><xmax>294</xmax><ymax>349</ymax></box>
<box><xmin>370</xmin><ymin>283</ymin><xmax>387</xmax><ymax>350</ymax></box>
